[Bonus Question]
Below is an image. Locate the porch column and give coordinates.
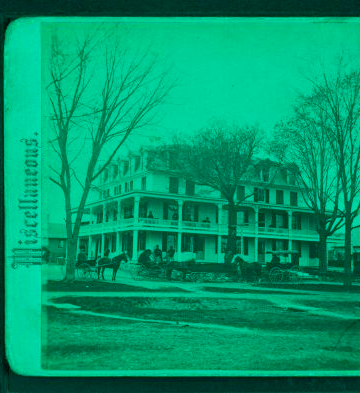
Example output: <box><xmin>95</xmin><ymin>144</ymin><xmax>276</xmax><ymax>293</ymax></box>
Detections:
<box><xmin>101</xmin><ymin>233</ymin><xmax>105</xmax><ymax>256</ymax></box>
<box><xmin>288</xmin><ymin>211</ymin><xmax>293</xmax><ymax>239</ymax></box>
<box><xmin>109</xmin><ymin>234</ymin><xmax>113</xmax><ymax>253</ymax></box>
<box><xmin>217</xmin><ymin>204</ymin><xmax>223</xmax><ymax>263</ymax></box>
<box><xmin>132</xmin><ymin>230</ymin><xmax>138</xmax><ymax>261</ymax></box>
<box><xmin>102</xmin><ymin>203</ymin><xmax>106</xmax><ymax>224</ymax></box>
<box><xmin>177</xmin><ymin>232</ymin><xmax>182</xmax><ymax>262</ymax></box>
<box><xmin>134</xmin><ymin>196</ymin><xmax>140</xmax><ymax>223</ymax></box>
<box><xmin>116</xmin><ymin>231</ymin><xmax>121</xmax><ymax>252</ymax></box>
<box><xmin>217</xmin><ymin>204</ymin><xmax>223</xmax><ymax>228</ymax></box>
<box><xmin>88</xmin><ymin>236</ymin><xmax>92</xmax><ymax>259</ymax></box>
<box><xmin>217</xmin><ymin>235</ymin><xmax>222</xmax><ymax>262</ymax></box>
<box><xmin>77</xmin><ymin>237</ymin><xmax>80</xmax><ymax>253</ymax></box>
<box><xmin>178</xmin><ymin>200</ymin><xmax>183</xmax><ymax>229</ymax></box>
<box><xmin>117</xmin><ymin>200</ymin><xmax>121</xmax><ymax>221</ymax></box>
<box><xmin>288</xmin><ymin>239</ymin><xmax>293</xmax><ymax>251</ymax></box>
<box><xmin>254</xmin><ymin>207</ymin><xmax>259</xmax><ymax>261</ymax></box>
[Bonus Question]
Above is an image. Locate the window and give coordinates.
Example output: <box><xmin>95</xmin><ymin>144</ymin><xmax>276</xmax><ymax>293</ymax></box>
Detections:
<box><xmin>114</xmin><ymin>185</ymin><xmax>122</xmax><ymax>196</ymax></box>
<box><xmin>182</xmin><ymin>235</ymin><xmax>193</xmax><ymax>252</ymax></box>
<box><xmin>276</xmin><ymin>190</ymin><xmax>284</xmax><ymax>204</ymax></box>
<box><xmin>290</xmin><ymin>192</ymin><xmax>298</xmax><ymax>206</ymax></box>
<box><xmin>288</xmin><ymin>173</ymin><xmax>296</xmax><ymax>185</ymax></box>
<box><xmin>237</xmin><ymin>238</ymin><xmax>249</xmax><ymax>255</ymax></box>
<box><xmin>282</xmin><ymin>240</ymin><xmax>288</xmax><ymax>250</ymax></box>
<box><xmin>261</xmin><ymin>167</ymin><xmax>270</xmax><ymax>182</ymax></box>
<box><xmin>254</xmin><ymin>188</ymin><xmax>269</xmax><ymax>203</ymax></box>
<box><xmin>125</xmin><ymin>182</ymin><xmax>128</xmax><ymax>193</ymax></box>
<box><xmin>237</xmin><ymin>185</ymin><xmax>245</xmax><ymax>201</ymax></box>
<box><xmin>104</xmin><ymin>169</ymin><xmax>109</xmax><ymax>182</ymax></box>
<box><xmin>169</xmin><ymin>177</ymin><xmax>179</xmax><ymax>194</ymax></box>
<box><xmin>111</xmin><ymin>234</ymin><xmax>117</xmax><ymax>252</ymax></box>
<box><xmin>239</xmin><ymin>210</ymin><xmax>249</xmax><ymax>224</ymax></box>
<box><xmin>272</xmin><ymin>239</ymin><xmax>277</xmax><ymax>251</ymax></box>
<box><xmin>186</xmin><ymin>180</ymin><xmax>195</xmax><ymax>196</ymax></box>
<box><xmin>292</xmin><ymin>214</ymin><xmax>302</xmax><ymax>230</ymax></box>
<box><xmin>293</xmin><ymin>241</ymin><xmax>302</xmax><ymax>257</ymax></box>
<box><xmin>123</xmin><ymin>161</ymin><xmax>129</xmax><ymax>176</ymax></box>
<box><xmin>138</xmin><ymin>231</ymin><xmax>146</xmax><ymax>250</ymax></box>
<box><xmin>124</xmin><ymin>206</ymin><xmax>134</xmax><ymax>219</ymax></box>
<box><xmin>309</xmin><ymin>243</ymin><xmax>319</xmax><ymax>258</ymax></box>
<box><xmin>258</xmin><ymin>212</ymin><xmax>265</xmax><ymax>227</ymax></box>
<box><xmin>141</xmin><ymin>177</ymin><xmax>147</xmax><ymax>191</ymax></box>
<box><xmin>130</xmin><ymin>181</ymin><xmax>133</xmax><ymax>191</ymax></box>
<box><xmin>113</xmin><ymin>165</ymin><xmax>118</xmax><ymax>179</ymax></box>
<box><xmin>134</xmin><ymin>156</ymin><xmax>141</xmax><ymax>172</ymax></box>
<box><xmin>243</xmin><ymin>238</ymin><xmax>249</xmax><ymax>255</ymax></box>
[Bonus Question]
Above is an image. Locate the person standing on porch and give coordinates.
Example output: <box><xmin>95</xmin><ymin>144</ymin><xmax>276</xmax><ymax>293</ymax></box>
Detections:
<box><xmin>167</xmin><ymin>246</ymin><xmax>175</xmax><ymax>262</ymax></box>
<box><xmin>154</xmin><ymin>245</ymin><xmax>163</xmax><ymax>264</ymax></box>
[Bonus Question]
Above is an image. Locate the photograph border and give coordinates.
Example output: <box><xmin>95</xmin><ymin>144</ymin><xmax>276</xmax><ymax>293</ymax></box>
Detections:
<box><xmin>2</xmin><ymin>0</ymin><xmax>360</xmax><ymax>392</ymax></box>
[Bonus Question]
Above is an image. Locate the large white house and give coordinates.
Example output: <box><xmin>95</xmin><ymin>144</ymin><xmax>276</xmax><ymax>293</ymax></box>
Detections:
<box><xmin>76</xmin><ymin>149</ymin><xmax>344</xmax><ymax>266</ymax></box>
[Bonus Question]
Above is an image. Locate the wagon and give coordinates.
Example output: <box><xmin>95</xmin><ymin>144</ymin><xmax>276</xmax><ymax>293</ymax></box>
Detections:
<box><xmin>132</xmin><ymin>263</ymin><xmax>166</xmax><ymax>281</ymax></box>
<box><xmin>265</xmin><ymin>251</ymin><xmax>302</xmax><ymax>283</ymax></box>
<box><xmin>76</xmin><ymin>259</ymin><xmax>98</xmax><ymax>280</ymax></box>
<box><xmin>164</xmin><ymin>260</ymin><xmax>239</xmax><ymax>282</ymax></box>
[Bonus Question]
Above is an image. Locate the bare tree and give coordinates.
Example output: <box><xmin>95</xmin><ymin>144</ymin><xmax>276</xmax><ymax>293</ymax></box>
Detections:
<box><xmin>308</xmin><ymin>67</ymin><xmax>360</xmax><ymax>287</ymax></box>
<box><xmin>273</xmin><ymin>91</ymin><xmax>344</xmax><ymax>274</ymax></box>
<box><xmin>148</xmin><ymin>123</ymin><xmax>264</xmax><ymax>258</ymax></box>
<box><xmin>47</xmin><ymin>31</ymin><xmax>173</xmax><ymax>281</ymax></box>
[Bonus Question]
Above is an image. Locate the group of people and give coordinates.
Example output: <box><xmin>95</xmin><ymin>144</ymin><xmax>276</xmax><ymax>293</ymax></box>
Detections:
<box><xmin>138</xmin><ymin>245</ymin><xmax>176</xmax><ymax>267</ymax></box>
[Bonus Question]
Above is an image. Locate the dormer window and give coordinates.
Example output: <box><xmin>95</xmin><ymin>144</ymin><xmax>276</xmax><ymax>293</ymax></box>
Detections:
<box><xmin>261</xmin><ymin>167</ymin><xmax>270</xmax><ymax>182</ymax></box>
<box><xmin>288</xmin><ymin>173</ymin><xmax>296</xmax><ymax>185</ymax></box>
<box><xmin>123</xmin><ymin>161</ymin><xmax>129</xmax><ymax>176</ymax></box>
<box><xmin>112</xmin><ymin>165</ymin><xmax>118</xmax><ymax>179</ymax></box>
<box><xmin>134</xmin><ymin>156</ymin><xmax>141</xmax><ymax>172</ymax></box>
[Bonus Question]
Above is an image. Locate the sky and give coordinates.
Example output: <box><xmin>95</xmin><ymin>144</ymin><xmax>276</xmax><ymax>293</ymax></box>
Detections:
<box><xmin>41</xmin><ymin>18</ymin><xmax>360</xmax><ymax>223</ymax></box>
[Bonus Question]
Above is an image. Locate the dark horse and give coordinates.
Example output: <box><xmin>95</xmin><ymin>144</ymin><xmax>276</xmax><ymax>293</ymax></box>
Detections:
<box><xmin>234</xmin><ymin>255</ymin><xmax>262</xmax><ymax>282</ymax></box>
<box><xmin>98</xmin><ymin>253</ymin><xmax>128</xmax><ymax>281</ymax></box>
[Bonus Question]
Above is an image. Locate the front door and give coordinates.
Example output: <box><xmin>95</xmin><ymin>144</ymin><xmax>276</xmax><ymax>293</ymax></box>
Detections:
<box><xmin>194</xmin><ymin>236</ymin><xmax>205</xmax><ymax>260</ymax></box>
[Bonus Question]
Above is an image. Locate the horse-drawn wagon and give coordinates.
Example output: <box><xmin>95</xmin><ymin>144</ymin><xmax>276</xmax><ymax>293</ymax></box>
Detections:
<box><xmin>265</xmin><ymin>251</ymin><xmax>302</xmax><ymax>283</ymax></box>
<box><xmin>76</xmin><ymin>254</ymin><xmax>128</xmax><ymax>281</ymax></box>
<box><xmin>166</xmin><ymin>256</ymin><xmax>262</xmax><ymax>283</ymax></box>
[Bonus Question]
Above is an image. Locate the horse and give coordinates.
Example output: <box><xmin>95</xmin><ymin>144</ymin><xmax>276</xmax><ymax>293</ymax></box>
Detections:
<box><xmin>233</xmin><ymin>255</ymin><xmax>262</xmax><ymax>283</ymax></box>
<box><xmin>97</xmin><ymin>253</ymin><xmax>128</xmax><ymax>281</ymax></box>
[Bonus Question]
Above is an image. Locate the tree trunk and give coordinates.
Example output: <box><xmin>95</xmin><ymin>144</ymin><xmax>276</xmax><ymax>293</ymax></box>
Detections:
<box><xmin>318</xmin><ymin>230</ymin><xmax>328</xmax><ymax>274</ymax></box>
<box><xmin>63</xmin><ymin>184</ymin><xmax>92</xmax><ymax>281</ymax></box>
<box><xmin>65</xmin><ymin>238</ymin><xmax>77</xmax><ymax>281</ymax></box>
<box><xmin>227</xmin><ymin>200</ymin><xmax>237</xmax><ymax>260</ymax></box>
<box><xmin>343</xmin><ymin>216</ymin><xmax>352</xmax><ymax>288</ymax></box>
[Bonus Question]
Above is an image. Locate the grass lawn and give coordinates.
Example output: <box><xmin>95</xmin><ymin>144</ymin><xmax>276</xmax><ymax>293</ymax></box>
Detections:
<box><xmin>42</xmin><ymin>295</ymin><xmax>360</xmax><ymax>372</ymax></box>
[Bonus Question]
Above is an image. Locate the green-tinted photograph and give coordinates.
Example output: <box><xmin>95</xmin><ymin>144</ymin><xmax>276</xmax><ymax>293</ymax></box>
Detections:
<box><xmin>25</xmin><ymin>18</ymin><xmax>360</xmax><ymax>374</ymax></box>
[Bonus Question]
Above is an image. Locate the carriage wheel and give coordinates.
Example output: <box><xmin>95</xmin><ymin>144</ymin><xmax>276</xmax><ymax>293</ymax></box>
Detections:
<box><xmin>288</xmin><ymin>267</ymin><xmax>301</xmax><ymax>283</ymax></box>
<box><xmin>77</xmin><ymin>263</ymin><xmax>92</xmax><ymax>280</ymax></box>
<box><xmin>134</xmin><ymin>265</ymin><xmax>147</xmax><ymax>281</ymax></box>
<box><xmin>205</xmin><ymin>273</ymin><xmax>215</xmax><ymax>282</ymax></box>
<box><xmin>269</xmin><ymin>267</ymin><xmax>283</xmax><ymax>283</ymax></box>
